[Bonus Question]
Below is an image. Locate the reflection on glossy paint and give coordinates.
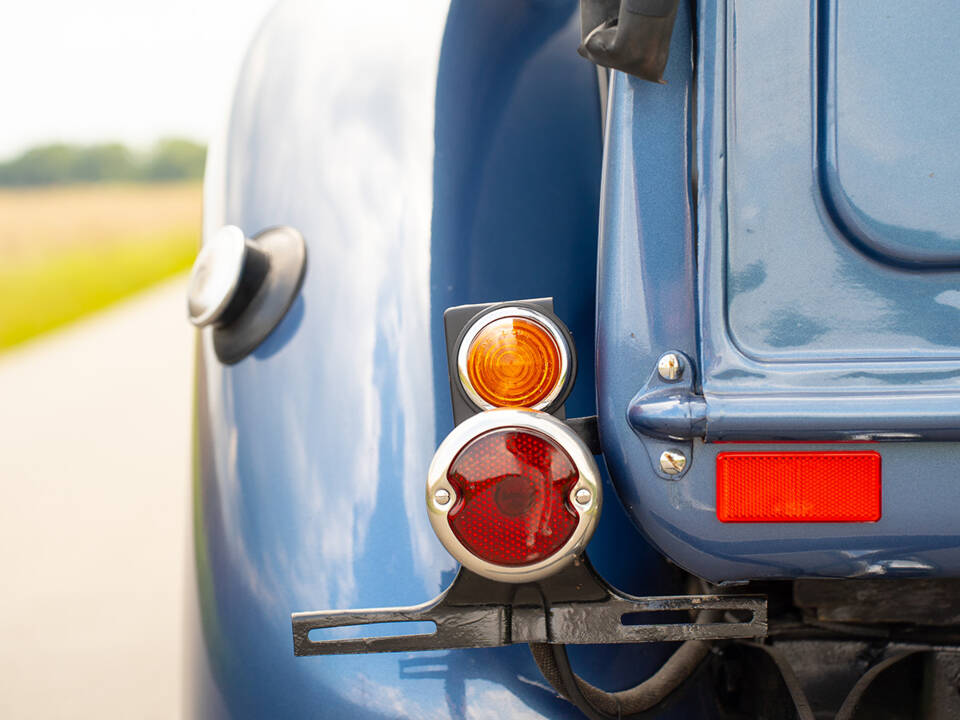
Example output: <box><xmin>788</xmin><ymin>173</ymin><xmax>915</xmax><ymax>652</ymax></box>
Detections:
<box><xmin>721</xmin><ymin>0</ymin><xmax>960</xmax><ymax>358</ymax></box>
<box><xmin>192</xmin><ymin>0</ymin><xmax>680</xmax><ymax>717</ymax></box>
<box><xmin>196</xmin><ymin>0</ymin><xmax>457</xmax><ymax>716</ymax></box>
<box><xmin>823</xmin><ymin>0</ymin><xmax>960</xmax><ymax>264</ymax></box>
<box><xmin>218</xmin><ymin>0</ymin><xmax>450</xmax><ymax>610</ymax></box>
<box><xmin>597</xmin><ymin>1</ymin><xmax>960</xmax><ymax>586</ymax></box>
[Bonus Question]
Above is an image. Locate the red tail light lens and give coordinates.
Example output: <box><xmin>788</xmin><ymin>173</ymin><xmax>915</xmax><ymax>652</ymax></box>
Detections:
<box><xmin>426</xmin><ymin>409</ymin><xmax>601</xmax><ymax>583</ymax></box>
<box><xmin>716</xmin><ymin>451</ymin><xmax>881</xmax><ymax>523</ymax></box>
<box><xmin>447</xmin><ymin>429</ymin><xmax>578</xmax><ymax>566</ymax></box>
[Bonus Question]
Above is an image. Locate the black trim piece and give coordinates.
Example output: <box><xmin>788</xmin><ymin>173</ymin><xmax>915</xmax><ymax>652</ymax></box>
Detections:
<box><xmin>566</xmin><ymin>416</ymin><xmax>601</xmax><ymax>455</ymax></box>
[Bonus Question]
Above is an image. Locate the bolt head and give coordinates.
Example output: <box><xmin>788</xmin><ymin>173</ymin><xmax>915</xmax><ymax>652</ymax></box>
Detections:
<box><xmin>574</xmin><ymin>488</ymin><xmax>592</xmax><ymax>505</ymax></box>
<box><xmin>659</xmin><ymin>450</ymin><xmax>687</xmax><ymax>476</ymax></box>
<box><xmin>434</xmin><ymin>488</ymin><xmax>451</xmax><ymax>506</ymax></box>
<box><xmin>657</xmin><ymin>353</ymin><xmax>684</xmax><ymax>382</ymax></box>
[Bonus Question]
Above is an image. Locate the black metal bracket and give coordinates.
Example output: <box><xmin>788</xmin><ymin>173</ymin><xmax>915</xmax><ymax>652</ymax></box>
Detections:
<box><xmin>292</xmin><ymin>556</ymin><xmax>766</xmax><ymax>656</ymax></box>
<box><xmin>566</xmin><ymin>415</ymin><xmax>601</xmax><ymax>455</ymax></box>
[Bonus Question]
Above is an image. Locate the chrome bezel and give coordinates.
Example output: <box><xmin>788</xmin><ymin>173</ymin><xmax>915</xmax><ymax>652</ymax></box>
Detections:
<box><xmin>455</xmin><ymin>306</ymin><xmax>571</xmax><ymax>412</ymax></box>
<box><xmin>425</xmin><ymin>408</ymin><xmax>602</xmax><ymax>583</ymax></box>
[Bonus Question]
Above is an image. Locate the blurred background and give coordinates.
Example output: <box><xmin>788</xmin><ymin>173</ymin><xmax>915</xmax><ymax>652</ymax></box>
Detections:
<box><xmin>0</xmin><ymin>1</ymin><xmax>275</xmax><ymax>716</ymax></box>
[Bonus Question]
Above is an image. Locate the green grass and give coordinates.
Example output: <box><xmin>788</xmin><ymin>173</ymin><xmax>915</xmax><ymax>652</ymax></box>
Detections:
<box><xmin>0</xmin><ymin>181</ymin><xmax>201</xmax><ymax>351</ymax></box>
<box><xmin>0</xmin><ymin>229</ymin><xmax>197</xmax><ymax>349</ymax></box>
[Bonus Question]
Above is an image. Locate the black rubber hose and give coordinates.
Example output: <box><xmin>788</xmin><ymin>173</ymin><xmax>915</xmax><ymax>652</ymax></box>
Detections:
<box><xmin>834</xmin><ymin>651</ymin><xmax>920</xmax><ymax>720</ymax></box>
<box><xmin>734</xmin><ymin>642</ymin><xmax>816</xmax><ymax>720</ymax></box>
<box><xmin>530</xmin><ymin>597</ymin><xmax>720</xmax><ymax>719</ymax></box>
<box><xmin>530</xmin><ymin>638</ymin><xmax>712</xmax><ymax>718</ymax></box>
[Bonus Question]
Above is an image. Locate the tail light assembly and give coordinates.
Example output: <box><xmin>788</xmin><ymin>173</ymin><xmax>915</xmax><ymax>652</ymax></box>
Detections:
<box><xmin>292</xmin><ymin>299</ymin><xmax>767</xmax><ymax>658</ymax></box>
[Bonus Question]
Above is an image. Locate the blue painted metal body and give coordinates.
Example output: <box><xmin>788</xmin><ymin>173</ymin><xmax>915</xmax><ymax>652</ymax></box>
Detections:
<box><xmin>190</xmin><ymin>0</ymin><xmax>709</xmax><ymax>717</ymax></box>
<box><xmin>192</xmin><ymin>0</ymin><xmax>960</xmax><ymax>713</ymax></box>
<box><xmin>597</xmin><ymin>0</ymin><xmax>960</xmax><ymax>582</ymax></box>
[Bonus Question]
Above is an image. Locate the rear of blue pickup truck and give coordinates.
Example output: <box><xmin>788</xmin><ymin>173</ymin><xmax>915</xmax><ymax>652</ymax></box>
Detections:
<box><xmin>188</xmin><ymin>1</ymin><xmax>960</xmax><ymax>717</ymax></box>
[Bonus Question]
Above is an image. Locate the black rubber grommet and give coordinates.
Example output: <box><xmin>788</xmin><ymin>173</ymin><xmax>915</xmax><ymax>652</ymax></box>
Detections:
<box><xmin>212</xmin><ymin>226</ymin><xmax>307</xmax><ymax>365</ymax></box>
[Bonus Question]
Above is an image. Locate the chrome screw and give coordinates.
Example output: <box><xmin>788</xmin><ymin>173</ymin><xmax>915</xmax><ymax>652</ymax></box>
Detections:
<box><xmin>659</xmin><ymin>450</ymin><xmax>687</xmax><ymax>476</ymax></box>
<box><xmin>574</xmin><ymin>487</ymin><xmax>592</xmax><ymax>505</ymax></box>
<box><xmin>434</xmin><ymin>488</ymin><xmax>451</xmax><ymax>506</ymax></box>
<box><xmin>657</xmin><ymin>353</ymin><xmax>684</xmax><ymax>382</ymax></box>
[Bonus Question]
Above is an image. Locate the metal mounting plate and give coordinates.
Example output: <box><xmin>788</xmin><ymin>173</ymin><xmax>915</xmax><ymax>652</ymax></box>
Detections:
<box><xmin>292</xmin><ymin>556</ymin><xmax>767</xmax><ymax>656</ymax></box>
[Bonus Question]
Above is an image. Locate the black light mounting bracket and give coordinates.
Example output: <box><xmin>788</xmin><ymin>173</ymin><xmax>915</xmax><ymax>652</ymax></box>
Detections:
<box><xmin>292</xmin><ymin>555</ymin><xmax>767</xmax><ymax>656</ymax></box>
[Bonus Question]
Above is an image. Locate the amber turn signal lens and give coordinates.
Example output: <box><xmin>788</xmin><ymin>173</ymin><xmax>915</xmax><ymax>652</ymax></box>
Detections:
<box><xmin>462</xmin><ymin>313</ymin><xmax>565</xmax><ymax>409</ymax></box>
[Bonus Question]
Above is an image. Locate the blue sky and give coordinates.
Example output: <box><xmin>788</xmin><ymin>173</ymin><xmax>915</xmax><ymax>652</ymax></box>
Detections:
<box><xmin>0</xmin><ymin>0</ymin><xmax>277</xmax><ymax>158</ymax></box>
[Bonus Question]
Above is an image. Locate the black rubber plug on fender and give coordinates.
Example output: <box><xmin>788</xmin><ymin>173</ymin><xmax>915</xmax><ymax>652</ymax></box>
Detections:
<box><xmin>187</xmin><ymin>224</ymin><xmax>307</xmax><ymax>365</ymax></box>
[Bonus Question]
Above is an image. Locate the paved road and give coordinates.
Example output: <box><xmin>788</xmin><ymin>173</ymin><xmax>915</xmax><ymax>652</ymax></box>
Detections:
<box><xmin>0</xmin><ymin>277</ymin><xmax>193</xmax><ymax>719</ymax></box>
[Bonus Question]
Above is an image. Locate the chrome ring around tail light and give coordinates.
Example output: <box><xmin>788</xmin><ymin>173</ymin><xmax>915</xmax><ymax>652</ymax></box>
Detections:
<box><xmin>426</xmin><ymin>408</ymin><xmax>601</xmax><ymax>583</ymax></box>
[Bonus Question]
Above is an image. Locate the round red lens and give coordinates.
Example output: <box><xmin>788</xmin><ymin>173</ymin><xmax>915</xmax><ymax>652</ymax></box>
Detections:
<box><xmin>446</xmin><ymin>428</ymin><xmax>579</xmax><ymax>566</ymax></box>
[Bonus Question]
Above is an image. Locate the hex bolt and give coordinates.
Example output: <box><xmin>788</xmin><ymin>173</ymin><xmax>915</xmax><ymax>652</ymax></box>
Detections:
<box><xmin>657</xmin><ymin>353</ymin><xmax>684</xmax><ymax>382</ymax></box>
<box><xmin>659</xmin><ymin>450</ymin><xmax>687</xmax><ymax>476</ymax></box>
<box><xmin>575</xmin><ymin>488</ymin><xmax>592</xmax><ymax>505</ymax></box>
<box><xmin>434</xmin><ymin>488</ymin><xmax>451</xmax><ymax>506</ymax></box>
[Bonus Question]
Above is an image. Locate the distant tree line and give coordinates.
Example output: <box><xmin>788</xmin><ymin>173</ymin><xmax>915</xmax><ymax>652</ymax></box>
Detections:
<box><xmin>0</xmin><ymin>139</ymin><xmax>206</xmax><ymax>186</ymax></box>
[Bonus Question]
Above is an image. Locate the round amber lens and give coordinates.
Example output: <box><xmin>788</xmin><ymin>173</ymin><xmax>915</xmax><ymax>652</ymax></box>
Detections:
<box><xmin>465</xmin><ymin>317</ymin><xmax>563</xmax><ymax>408</ymax></box>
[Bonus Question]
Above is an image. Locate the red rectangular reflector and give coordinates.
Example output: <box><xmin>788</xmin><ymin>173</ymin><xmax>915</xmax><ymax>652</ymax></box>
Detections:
<box><xmin>716</xmin><ymin>452</ymin><xmax>881</xmax><ymax>523</ymax></box>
